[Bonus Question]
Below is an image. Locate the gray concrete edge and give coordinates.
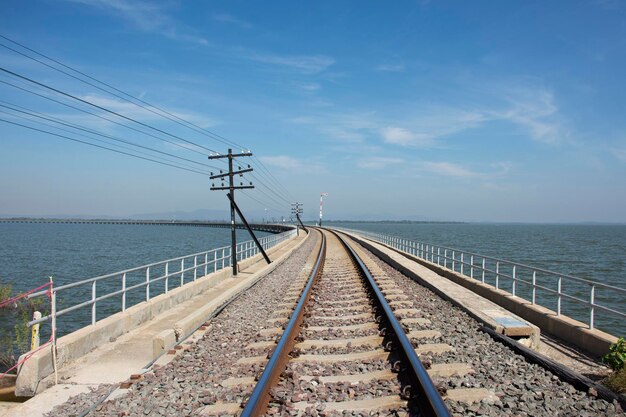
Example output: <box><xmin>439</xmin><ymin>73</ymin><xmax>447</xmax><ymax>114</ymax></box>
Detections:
<box><xmin>161</xmin><ymin>231</ymin><xmax>310</xmax><ymax>356</ymax></box>
<box><xmin>15</xmin><ymin>232</ymin><xmax>304</xmax><ymax>397</ymax></box>
<box><xmin>341</xmin><ymin>231</ymin><xmax>540</xmax><ymax>348</ymax></box>
<box><xmin>345</xmin><ymin>231</ymin><xmax>617</xmax><ymax>358</ymax></box>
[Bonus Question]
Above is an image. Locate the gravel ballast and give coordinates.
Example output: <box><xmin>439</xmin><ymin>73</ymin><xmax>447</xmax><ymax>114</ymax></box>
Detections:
<box><xmin>43</xmin><ymin>230</ymin><xmax>624</xmax><ymax>417</ymax></box>
<box><xmin>349</xmin><ymin>237</ymin><xmax>624</xmax><ymax>417</ymax></box>
<box><xmin>44</xmin><ymin>233</ymin><xmax>318</xmax><ymax>417</ymax></box>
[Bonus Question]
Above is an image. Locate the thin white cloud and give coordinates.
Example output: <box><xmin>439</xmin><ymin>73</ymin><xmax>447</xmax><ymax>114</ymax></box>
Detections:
<box><xmin>357</xmin><ymin>157</ymin><xmax>404</xmax><ymax>169</ymax></box>
<box><xmin>379</xmin><ymin>85</ymin><xmax>566</xmax><ymax>148</ymax></box>
<box><xmin>259</xmin><ymin>155</ymin><xmax>326</xmax><ymax>174</ymax></box>
<box><xmin>212</xmin><ymin>13</ymin><xmax>252</xmax><ymax>29</ymax></box>
<box><xmin>376</xmin><ymin>63</ymin><xmax>405</xmax><ymax>72</ymax></box>
<box><xmin>290</xmin><ymin>112</ymin><xmax>377</xmax><ymax>143</ymax></box>
<box><xmin>380</xmin><ymin>127</ymin><xmax>434</xmax><ymax>147</ymax></box>
<box><xmin>299</xmin><ymin>83</ymin><xmax>321</xmax><ymax>92</ymax></box>
<box><xmin>497</xmin><ymin>89</ymin><xmax>565</xmax><ymax>144</ymax></box>
<box><xmin>247</xmin><ymin>53</ymin><xmax>335</xmax><ymax>74</ymax></box>
<box><xmin>422</xmin><ymin>161</ymin><xmax>482</xmax><ymax>179</ymax></box>
<box><xmin>259</xmin><ymin>155</ymin><xmax>301</xmax><ymax>170</ymax></box>
<box><xmin>420</xmin><ymin>161</ymin><xmax>512</xmax><ymax>180</ymax></box>
<box><xmin>77</xmin><ymin>94</ymin><xmax>218</xmax><ymax>128</ymax></box>
<box><xmin>68</xmin><ymin>0</ymin><xmax>209</xmax><ymax>45</ymax></box>
<box><xmin>320</xmin><ymin>127</ymin><xmax>364</xmax><ymax>143</ymax></box>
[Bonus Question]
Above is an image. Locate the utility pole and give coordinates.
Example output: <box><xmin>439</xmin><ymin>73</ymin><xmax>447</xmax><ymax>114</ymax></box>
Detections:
<box><xmin>291</xmin><ymin>202</ymin><xmax>307</xmax><ymax>234</ymax></box>
<box><xmin>319</xmin><ymin>192</ymin><xmax>329</xmax><ymax>227</ymax></box>
<box><xmin>209</xmin><ymin>149</ymin><xmax>270</xmax><ymax>276</ymax></box>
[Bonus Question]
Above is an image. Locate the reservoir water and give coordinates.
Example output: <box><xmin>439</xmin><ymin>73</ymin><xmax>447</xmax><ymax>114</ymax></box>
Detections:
<box><xmin>0</xmin><ymin>223</ymin><xmax>271</xmax><ymax>346</ymax></box>
<box><xmin>331</xmin><ymin>222</ymin><xmax>626</xmax><ymax>337</ymax></box>
<box><xmin>0</xmin><ymin>222</ymin><xmax>624</xmax><ymax>351</ymax></box>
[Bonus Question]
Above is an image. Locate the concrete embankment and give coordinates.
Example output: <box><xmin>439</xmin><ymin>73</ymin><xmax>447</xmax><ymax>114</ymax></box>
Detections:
<box><xmin>342</xmin><ymin>230</ymin><xmax>617</xmax><ymax>358</ymax></box>
<box><xmin>6</xmin><ymin>230</ymin><xmax>308</xmax><ymax>416</ymax></box>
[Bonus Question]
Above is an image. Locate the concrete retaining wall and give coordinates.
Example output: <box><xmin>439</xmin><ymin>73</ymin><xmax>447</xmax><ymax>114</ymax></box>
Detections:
<box><xmin>15</xmin><ymin>236</ymin><xmax>297</xmax><ymax>397</ymax></box>
<box><xmin>354</xmin><ymin>234</ymin><xmax>617</xmax><ymax>358</ymax></box>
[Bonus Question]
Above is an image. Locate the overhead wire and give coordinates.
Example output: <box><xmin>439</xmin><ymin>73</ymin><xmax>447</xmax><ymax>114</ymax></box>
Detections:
<box><xmin>0</xmin><ymin>35</ymin><xmax>296</xmax><ymax>213</ymax></box>
<box><xmin>0</xmin><ymin>79</ymin><xmax>210</xmax><ymax>157</ymax></box>
<box><xmin>0</xmin><ymin>118</ymin><xmax>210</xmax><ymax>176</ymax></box>
<box><xmin>0</xmin><ymin>66</ymin><xmax>219</xmax><ymax>154</ymax></box>
<box><xmin>0</xmin><ymin>35</ymin><xmax>245</xmax><ymax>150</ymax></box>
<box><xmin>0</xmin><ymin>101</ymin><xmax>220</xmax><ymax>170</ymax></box>
<box><xmin>0</xmin><ymin>108</ymin><xmax>208</xmax><ymax>173</ymax></box>
<box><xmin>0</xmin><ymin>70</ymin><xmax>293</xmax><ymax>207</ymax></box>
<box><xmin>0</xmin><ymin>35</ymin><xmax>295</xmax><ymax>203</ymax></box>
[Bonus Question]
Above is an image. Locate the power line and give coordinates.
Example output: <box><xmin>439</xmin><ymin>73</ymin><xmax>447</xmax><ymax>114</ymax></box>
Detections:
<box><xmin>0</xmin><ymin>118</ymin><xmax>210</xmax><ymax>176</ymax></box>
<box><xmin>0</xmin><ymin>66</ymin><xmax>219</xmax><ymax>154</ymax></box>
<box><xmin>0</xmin><ymin>35</ymin><xmax>298</xmax><ymax>212</ymax></box>
<box><xmin>252</xmin><ymin>155</ymin><xmax>296</xmax><ymax>200</ymax></box>
<box><xmin>240</xmin><ymin>190</ymin><xmax>286</xmax><ymax>214</ymax></box>
<box><xmin>0</xmin><ymin>35</ymin><xmax>243</xmax><ymax>149</ymax></box>
<box><xmin>0</xmin><ymin>108</ymin><xmax>202</xmax><ymax>172</ymax></box>
<box><xmin>0</xmin><ymin>101</ymin><xmax>219</xmax><ymax>170</ymax></box>
<box><xmin>1</xmin><ymin>74</ymin><xmax>294</xmax><ymax>205</ymax></box>
<box><xmin>248</xmin><ymin>171</ymin><xmax>292</xmax><ymax>205</ymax></box>
<box><xmin>0</xmin><ymin>35</ymin><xmax>295</xmax><ymax>200</ymax></box>
<box><xmin>0</xmin><ymin>79</ymin><xmax>209</xmax><ymax>157</ymax></box>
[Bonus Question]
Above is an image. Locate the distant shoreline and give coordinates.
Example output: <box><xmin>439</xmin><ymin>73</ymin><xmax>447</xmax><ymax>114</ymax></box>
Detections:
<box><xmin>1</xmin><ymin>217</ymin><xmax>625</xmax><ymax>226</ymax></box>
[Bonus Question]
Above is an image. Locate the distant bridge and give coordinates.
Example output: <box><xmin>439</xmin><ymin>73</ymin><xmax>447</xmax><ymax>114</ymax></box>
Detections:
<box><xmin>0</xmin><ymin>218</ymin><xmax>293</xmax><ymax>233</ymax></box>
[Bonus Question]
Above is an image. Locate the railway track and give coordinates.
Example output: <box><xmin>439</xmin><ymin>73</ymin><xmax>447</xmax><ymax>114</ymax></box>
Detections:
<box><xmin>203</xmin><ymin>228</ymin><xmax>488</xmax><ymax>416</ymax></box>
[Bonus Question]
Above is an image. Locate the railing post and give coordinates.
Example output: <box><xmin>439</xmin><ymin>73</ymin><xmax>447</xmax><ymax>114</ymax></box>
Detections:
<box><xmin>437</xmin><ymin>247</ymin><xmax>440</xmax><ymax>265</ymax></box>
<box><xmin>495</xmin><ymin>261</ymin><xmax>499</xmax><ymax>289</ymax></box>
<box><xmin>590</xmin><ymin>285</ymin><xmax>595</xmax><ymax>330</ymax></box>
<box><xmin>214</xmin><ymin>251</ymin><xmax>217</xmax><ymax>272</ymax></box>
<box><xmin>444</xmin><ymin>249</ymin><xmax>448</xmax><ymax>268</ymax></box>
<box><xmin>481</xmin><ymin>258</ymin><xmax>485</xmax><ymax>283</ymax></box>
<box><xmin>532</xmin><ymin>271</ymin><xmax>536</xmax><ymax>304</ymax></box>
<box><xmin>122</xmin><ymin>272</ymin><xmax>127</xmax><ymax>311</ymax></box>
<box><xmin>470</xmin><ymin>255</ymin><xmax>474</xmax><ymax>279</ymax></box>
<box><xmin>181</xmin><ymin>258</ymin><xmax>185</xmax><ymax>286</ymax></box>
<box><xmin>431</xmin><ymin>246</ymin><xmax>434</xmax><ymax>262</ymax></box>
<box><xmin>452</xmin><ymin>250</ymin><xmax>455</xmax><ymax>271</ymax></box>
<box><xmin>460</xmin><ymin>253</ymin><xmax>464</xmax><ymax>275</ymax></box>
<box><xmin>193</xmin><ymin>255</ymin><xmax>197</xmax><ymax>281</ymax></box>
<box><xmin>557</xmin><ymin>276</ymin><xmax>562</xmax><ymax>315</ymax></box>
<box><xmin>165</xmin><ymin>262</ymin><xmax>169</xmax><ymax>294</ymax></box>
<box><xmin>91</xmin><ymin>280</ymin><xmax>96</xmax><ymax>326</ymax></box>
<box><xmin>204</xmin><ymin>252</ymin><xmax>208</xmax><ymax>277</ymax></box>
<box><xmin>512</xmin><ymin>265</ymin><xmax>516</xmax><ymax>296</ymax></box>
<box><xmin>146</xmin><ymin>266</ymin><xmax>150</xmax><ymax>301</ymax></box>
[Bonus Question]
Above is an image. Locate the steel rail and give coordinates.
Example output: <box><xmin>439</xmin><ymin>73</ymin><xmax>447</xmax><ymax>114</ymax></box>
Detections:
<box><xmin>332</xmin><ymin>230</ymin><xmax>452</xmax><ymax>417</ymax></box>
<box><xmin>240</xmin><ymin>230</ymin><xmax>326</xmax><ymax>416</ymax></box>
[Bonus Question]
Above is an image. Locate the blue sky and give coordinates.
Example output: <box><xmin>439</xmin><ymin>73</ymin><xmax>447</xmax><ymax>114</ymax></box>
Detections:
<box><xmin>1</xmin><ymin>0</ymin><xmax>625</xmax><ymax>222</ymax></box>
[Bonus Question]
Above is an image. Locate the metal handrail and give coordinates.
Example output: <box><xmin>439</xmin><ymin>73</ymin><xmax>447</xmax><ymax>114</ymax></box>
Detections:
<box><xmin>27</xmin><ymin>229</ymin><xmax>297</xmax><ymax>328</ymax></box>
<box><xmin>337</xmin><ymin>227</ymin><xmax>625</xmax><ymax>332</ymax></box>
